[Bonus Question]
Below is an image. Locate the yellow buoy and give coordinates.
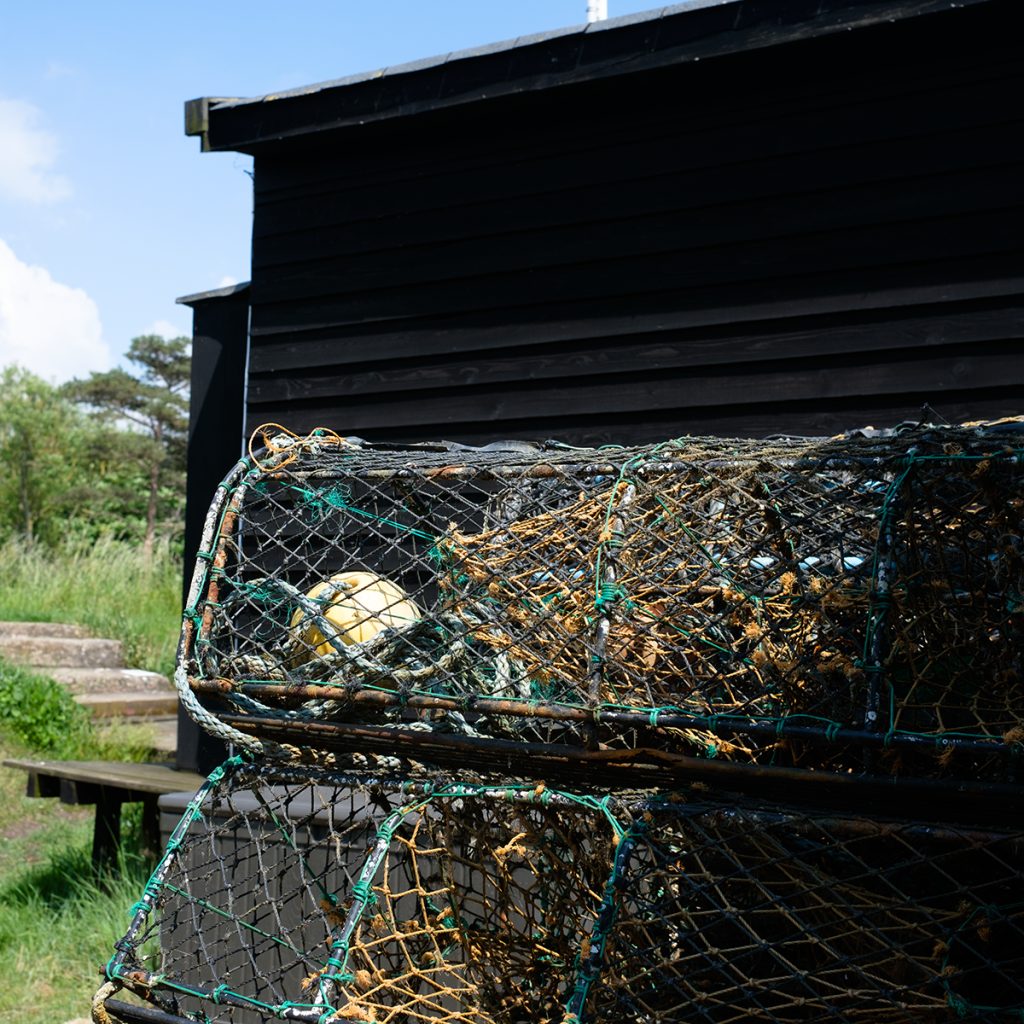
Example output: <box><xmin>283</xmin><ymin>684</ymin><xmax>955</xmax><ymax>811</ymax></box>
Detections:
<box><xmin>290</xmin><ymin>572</ymin><xmax>419</xmax><ymax>661</ymax></box>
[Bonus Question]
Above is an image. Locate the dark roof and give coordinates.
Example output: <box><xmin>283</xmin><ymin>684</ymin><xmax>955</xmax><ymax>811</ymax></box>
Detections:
<box><xmin>176</xmin><ymin>281</ymin><xmax>250</xmax><ymax>307</ymax></box>
<box><xmin>186</xmin><ymin>0</ymin><xmax>991</xmax><ymax>154</ymax></box>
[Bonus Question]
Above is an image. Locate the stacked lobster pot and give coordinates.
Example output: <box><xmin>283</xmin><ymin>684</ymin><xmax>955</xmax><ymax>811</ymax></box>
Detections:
<box><xmin>96</xmin><ymin>424</ymin><xmax>1024</xmax><ymax>1024</ymax></box>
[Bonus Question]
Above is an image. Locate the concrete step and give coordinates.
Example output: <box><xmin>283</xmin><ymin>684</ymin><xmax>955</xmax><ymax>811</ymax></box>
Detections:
<box><xmin>47</xmin><ymin>667</ymin><xmax>173</xmax><ymax>695</ymax></box>
<box><xmin>0</xmin><ymin>621</ymin><xmax>91</xmax><ymax>639</ymax></box>
<box><xmin>0</xmin><ymin>635</ymin><xmax>124</xmax><ymax>669</ymax></box>
<box><xmin>95</xmin><ymin>715</ymin><xmax>179</xmax><ymax>754</ymax></box>
<box><xmin>74</xmin><ymin>692</ymin><xmax>180</xmax><ymax>718</ymax></box>
<box><xmin>149</xmin><ymin>718</ymin><xmax>178</xmax><ymax>754</ymax></box>
<box><xmin>0</xmin><ymin>622</ymin><xmax>177</xmax><ymax>733</ymax></box>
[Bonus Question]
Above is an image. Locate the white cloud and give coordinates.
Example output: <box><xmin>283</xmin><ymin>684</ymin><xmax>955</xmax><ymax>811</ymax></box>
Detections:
<box><xmin>142</xmin><ymin>319</ymin><xmax>190</xmax><ymax>341</ymax></box>
<box><xmin>0</xmin><ymin>96</ymin><xmax>72</xmax><ymax>204</ymax></box>
<box><xmin>0</xmin><ymin>237</ymin><xmax>110</xmax><ymax>382</ymax></box>
<box><xmin>44</xmin><ymin>62</ymin><xmax>75</xmax><ymax>81</ymax></box>
<box><xmin>217</xmin><ymin>275</ymin><xmax>239</xmax><ymax>288</ymax></box>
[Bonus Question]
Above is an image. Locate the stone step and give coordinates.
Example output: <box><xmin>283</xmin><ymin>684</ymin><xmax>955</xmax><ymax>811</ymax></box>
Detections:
<box><xmin>74</xmin><ymin>692</ymin><xmax>180</xmax><ymax>718</ymax></box>
<box><xmin>149</xmin><ymin>718</ymin><xmax>178</xmax><ymax>753</ymax></box>
<box><xmin>0</xmin><ymin>635</ymin><xmax>124</xmax><ymax>669</ymax></box>
<box><xmin>0</xmin><ymin>621</ymin><xmax>91</xmax><ymax>639</ymax></box>
<box><xmin>46</xmin><ymin>667</ymin><xmax>174</xmax><ymax>695</ymax></box>
<box><xmin>95</xmin><ymin>715</ymin><xmax>178</xmax><ymax>754</ymax></box>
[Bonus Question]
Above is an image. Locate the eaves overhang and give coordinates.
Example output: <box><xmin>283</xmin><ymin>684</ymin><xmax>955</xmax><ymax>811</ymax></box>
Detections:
<box><xmin>184</xmin><ymin>0</ymin><xmax>996</xmax><ymax>154</ymax></box>
<box><xmin>176</xmin><ymin>281</ymin><xmax>250</xmax><ymax>307</ymax></box>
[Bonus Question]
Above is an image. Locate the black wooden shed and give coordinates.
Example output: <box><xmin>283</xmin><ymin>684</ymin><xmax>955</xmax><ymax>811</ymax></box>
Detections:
<box><xmin>174</xmin><ymin>0</ymin><xmax>1021</xmax><ymax>769</ymax></box>
<box><xmin>180</xmin><ymin>0</ymin><xmax>1021</xmax><ymax>460</ymax></box>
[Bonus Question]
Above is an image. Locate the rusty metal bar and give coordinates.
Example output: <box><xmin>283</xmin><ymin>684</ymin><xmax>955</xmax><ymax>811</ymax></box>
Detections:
<box><xmin>190</xmin><ymin>678</ymin><xmax>1017</xmax><ymax>759</ymax></box>
<box><xmin>216</xmin><ymin>713</ymin><xmax>1024</xmax><ymax>824</ymax></box>
<box><xmin>257</xmin><ymin>457</ymin><xmax>910</xmax><ymax>484</ymax></box>
<box><xmin>104</xmin><ymin>999</ymin><xmax>196</xmax><ymax>1024</ymax></box>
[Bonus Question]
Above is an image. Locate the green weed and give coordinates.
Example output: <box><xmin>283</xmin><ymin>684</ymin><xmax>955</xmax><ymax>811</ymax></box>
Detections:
<box><xmin>0</xmin><ymin>721</ymin><xmax>164</xmax><ymax>1023</ymax></box>
<box><xmin>0</xmin><ymin>522</ymin><xmax>183</xmax><ymax>1022</ymax></box>
<box><xmin>0</xmin><ymin>659</ymin><xmax>89</xmax><ymax>753</ymax></box>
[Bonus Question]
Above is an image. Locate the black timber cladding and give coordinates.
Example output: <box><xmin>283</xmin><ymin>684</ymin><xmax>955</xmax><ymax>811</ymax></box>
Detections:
<box><xmin>177</xmin><ymin>280</ymin><xmax>250</xmax><ymax>601</ymax></box>
<box><xmin>174</xmin><ymin>282</ymin><xmax>248</xmax><ymax>773</ymax></box>
<box><xmin>196</xmin><ymin>0</ymin><xmax>1023</xmax><ymax>445</ymax></box>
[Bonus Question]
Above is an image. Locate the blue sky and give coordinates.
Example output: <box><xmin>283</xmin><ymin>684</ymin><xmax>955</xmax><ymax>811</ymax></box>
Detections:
<box><xmin>0</xmin><ymin>0</ymin><xmax>664</xmax><ymax>382</ymax></box>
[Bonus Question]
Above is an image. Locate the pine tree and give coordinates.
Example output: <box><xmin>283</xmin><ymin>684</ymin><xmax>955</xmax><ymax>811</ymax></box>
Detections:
<box><xmin>64</xmin><ymin>335</ymin><xmax>190</xmax><ymax>561</ymax></box>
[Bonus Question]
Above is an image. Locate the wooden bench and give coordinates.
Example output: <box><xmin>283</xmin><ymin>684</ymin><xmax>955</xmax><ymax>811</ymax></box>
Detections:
<box><xmin>3</xmin><ymin>758</ymin><xmax>205</xmax><ymax>869</ymax></box>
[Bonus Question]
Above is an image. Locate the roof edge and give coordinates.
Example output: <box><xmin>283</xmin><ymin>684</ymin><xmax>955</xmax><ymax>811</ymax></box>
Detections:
<box><xmin>190</xmin><ymin>0</ymin><xmax>998</xmax><ymax>153</ymax></box>
<box><xmin>209</xmin><ymin>0</ymin><xmax>730</xmax><ymax>113</ymax></box>
<box><xmin>176</xmin><ymin>281</ymin><xmax>251</xmax><ymax>307</ymax></box>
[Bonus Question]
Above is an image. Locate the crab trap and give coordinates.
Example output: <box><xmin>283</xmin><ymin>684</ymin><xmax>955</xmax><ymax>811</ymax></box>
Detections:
<box><xmin>95</xmin><ymin>758</ymin><xmax>1024</xmax><ymax>1024</ymax></box>
<box><xmin>174</xmin><ymin>424</ymin><xmax>1024</xmax><ymax>783</ymax></box>
<box><xmin>94</xmin><ymin>425</ymin><xmax>1024</xmax><ymax>1024</ymax></box>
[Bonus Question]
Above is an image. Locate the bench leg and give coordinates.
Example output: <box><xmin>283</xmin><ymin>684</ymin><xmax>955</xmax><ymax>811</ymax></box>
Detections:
<box><xmin>93</xmin><ymin>798</ymin><xmax>122</xmax><ymax>873</ymax></box>
<box><xmin>141</xmin><ymin>794</ymin><xmax>161</xmax><ymax>859</ymax></box>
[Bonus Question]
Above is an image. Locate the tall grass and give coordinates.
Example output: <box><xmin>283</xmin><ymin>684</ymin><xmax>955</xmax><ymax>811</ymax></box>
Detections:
<box><xmin>0</xmin><ymin>711</ymin><xmax>160</xmax><ymax>1022</ymax></box>
<box><xmin>0</xmin><ymin>538</ymin><xmax>182</xmax><ymax>677</ymax></box>
<box><xmin>0</xmin><ymin>837</ymin><xmax>154</xmax><ymax>1024</ymax></box>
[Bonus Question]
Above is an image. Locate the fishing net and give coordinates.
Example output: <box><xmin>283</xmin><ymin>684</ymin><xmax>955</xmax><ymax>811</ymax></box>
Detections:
<box><xmin>97</xmin><ymin>758</ymin><xmax>1024</xmax><ymax>1024</ymax></box>
<box><xmin>97</xmin><ymin>423</ymin><xmax>1024</xmax><ymax>1023</ymax></box>
<box><xmin>175</xmin><ymin>423</ymin><xmax>1024</xmax><ymax>781</ymax></box>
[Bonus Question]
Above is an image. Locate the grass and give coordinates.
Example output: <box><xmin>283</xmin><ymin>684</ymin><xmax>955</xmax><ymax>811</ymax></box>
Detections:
<box><xmin>0</xmin><ymin>819</ymin><xmax>155</xmax><ymax>1024</ymax></box>
<box><xmin>0</xmin><ymin>537</ymin><xmax>183</xmax><ymax>677</ymax></box>
<box><xmin>0</xmin><ymin>721</ymin><xmax>163</xmax><ymax>1024</ymax></box>
<box><xmin>0</xmin><ymin>663</ymin><xmax>162</xmax><ymax>1021</ymax></box>
<box><xmin>0</xmin><ymin>537</ymin><xmax>183</xmax><ymax>1022</ymax></box>
<box><xmin>0</xmin><ymin>685</ymin><xmax>165</xmax><ymax>1024</ymax></box>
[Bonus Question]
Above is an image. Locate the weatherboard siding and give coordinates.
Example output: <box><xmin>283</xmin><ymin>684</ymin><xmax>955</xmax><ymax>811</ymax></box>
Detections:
<box><xmin>238</xmin><ymin>0</ymin><xmax>1021</xmax><ymax>444</ymax></box>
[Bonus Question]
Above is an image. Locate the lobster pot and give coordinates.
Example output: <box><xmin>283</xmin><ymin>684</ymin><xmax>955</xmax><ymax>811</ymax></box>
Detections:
<box><xmin>178</xmin><ymin>426</ymin><xmax>1024</xmax><ymax>780</ymax></box>
<box><xmin>98</xmin><ymin>760</ymin><xmax>1024</xmax><ymax>1023</ymax></box>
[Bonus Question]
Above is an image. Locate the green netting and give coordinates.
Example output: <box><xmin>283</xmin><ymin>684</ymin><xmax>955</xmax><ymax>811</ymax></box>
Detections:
<box><xmin>97</xmin><ymin>759</ymin><xmax>1024</xmax><ymax>1023</ymax></box>
<box><xmin>174</xmin><ymin>424</ymin><xmax>1024</xmax><ymax>781</ymax></box>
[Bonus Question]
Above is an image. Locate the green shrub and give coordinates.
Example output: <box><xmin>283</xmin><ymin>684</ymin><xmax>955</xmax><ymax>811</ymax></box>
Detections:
<box><xmin>0</xmin><ymin>658</ymin><xmax>155</xmax><ymax>762</ymax></box>
<box><xmin>0</xmin><ymin>659</ymin><xmax>91</xmax><ymax>752</ymax></box>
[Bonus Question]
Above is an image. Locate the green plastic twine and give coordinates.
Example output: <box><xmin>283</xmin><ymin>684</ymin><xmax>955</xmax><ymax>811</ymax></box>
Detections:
<box><xmin>284</xmin><ymin>481</ymin><xmax>435</xmax><ymax>541</ymax></box>
<box><xmin>110</xmin><ymin>755</ymin><xmax>249</xmax><ymax>992</ymax></box>
<box><xmin>940</xmin><ymin>901</ymin><xmax>1024</xmax><ymax>1019</ymax></box>
<box><xmin>563</xmin><ymin>819</ymin><xmax>636</xmax><ymax>1021</ymax></box>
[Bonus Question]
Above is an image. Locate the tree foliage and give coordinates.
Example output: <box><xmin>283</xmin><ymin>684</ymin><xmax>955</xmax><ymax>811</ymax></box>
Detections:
<box><xmin>62</xmin><ymin>335</ymin><xmax>190</xmax><ymax>559</ymax></box>
<box><xmin>0</xmin><ymin>336</ymin><xmax>190</xmax><ymax>553</ymax></box>
<box><xmin>0</xmin><ymin>367</ymin><xmax>90</xmax><ymax>546</ymax></box>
